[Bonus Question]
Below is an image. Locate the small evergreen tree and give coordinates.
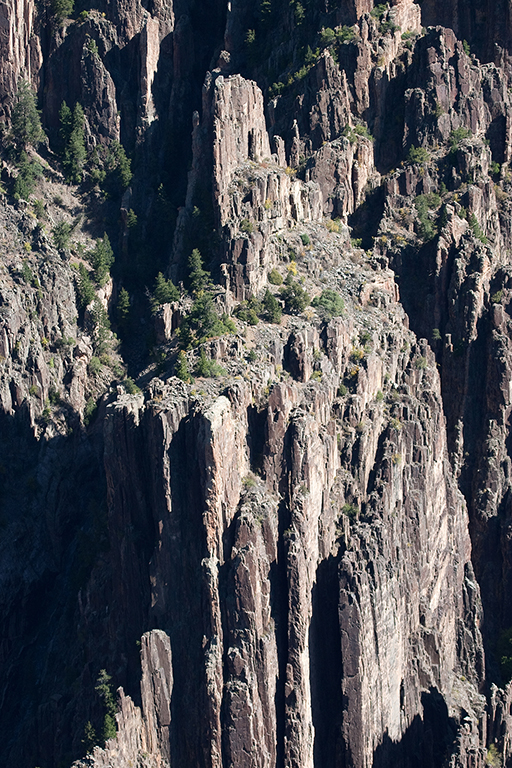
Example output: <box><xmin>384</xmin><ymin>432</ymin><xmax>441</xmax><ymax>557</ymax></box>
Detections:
<box><xmin>195</xmin><ymin>347</ymin><xmax>210</xmax><ymax>376</ymax></box>
<box><xmin>279</xmin><ymin>279</ymin><xmax>310</xmax><ymax>313</ymax></box>
<box><xmin>76</xmin><ymin>263</ymin><xmax>95</xmax><ymax>308</ymax></box>
<box><xmin>52</xmin><ymin>0</ymin><xmax>74</xmax><ymax>21</ymax></box>
<box><xmin>82</xmin><ymin>721</ymin><xmax>97</xmax><ymax>755</ymax></box>
<box><xmin>175</xmin><ymin>350</ymin><xmax>191</xmax><ymax>382</ymax></box>
<box><xmin>263</xmin><ymin>289</ymin><xmax>282</xmax><ymax>323</ymax></box>
<box><xmin>89</xmin><ymin>234</ymin><xmax>114</xmax><ymax>286</ymax></box>
<box><xmin>152</xmin><ymin>272</ymin><xmax>179</xmax><ymax>310</ymax></box>
<box><xmin>116</xmin><ymin>287</ymin><xmax>130</xmax><ymax>327</ymax></box>
<box><xmin>53</xmin><ymin>221</ymin><xmax>72</xmax><ymax>251</ymax></box>
<box><xmin>13</xmin><ymin>151</ymin><xmax>42</xmax><ymax>200</ymax></box>
<box><xmin>62</xmin><ymin>103</ymin><xmax>86</xmax><ymax>183</ymax></box>
<box><xmin>95</xmin><ymin>670</ymin><xmax>117</xmax><ymax>746</ymax></box>
<box><xmin>103</xmin><ymin>141</ymin><xmax>132</xmax><ymax>196</ymax></box>
<box><xmin>11</xmin><ymin>80</ymin><xmax>43</xmax><ymax>150</ymax></box>
<box><xmin>58</xmin><ymin>101</ymin><xmax>72</xmax><ymax>152</ymax></box>
<box><xmin>188</xmin><ymin>248</ymin><xmax>210</xmax><ymax>294</ymax></box>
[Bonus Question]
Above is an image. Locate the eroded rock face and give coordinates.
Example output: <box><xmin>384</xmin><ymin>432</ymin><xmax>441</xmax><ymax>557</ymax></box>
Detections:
<box><xmin>78</xmin><ymin>267</ymin><xmax>485</xmax><ymax>768</ymax></box>
<box><xmin>0</xmin><ymin>0</ymin><xmax>41</xmax><ymax>117</ymax></box>
<box><xmin>3</xmin><ymin>2</ymin><xmax>512</xmax><ymax>768</ymax></box>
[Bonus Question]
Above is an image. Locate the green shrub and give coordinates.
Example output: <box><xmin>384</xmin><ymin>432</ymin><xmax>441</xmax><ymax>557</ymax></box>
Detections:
<box><xmin>468</xmin><ymin>213</ymin><xmax>488</xmax><ymax>244</ymax></box>
<box><xmin>415</xmin><ymin>194</ymin><xmax>440</xmax><ymax>240</ymax></box>
<box><xmin>53</xmin><ymin>221</ymin><xmax>72</xmax><ymax>251</ymax></box>
<box><xmin>116</xmin><ymin>288</ymin><xmax>130</xmax><ymax>327</ymax></box>
<box><xmin>415</xmin><ymin>356</ymin><xmax>427</xmax><ymax>369</ymax></box>
<box><xmin>21</xmin><ymin>261</ymin><xmax>34</xmax><ymax>285</ymax></box>
<box><xmin>102</xmin><ymin>141</ymin><xmax>132</xmax><ymax>196</ymax></box>
<box><xmin>126</xmin><ymin>209</ymin><xmax>137</xmax><ymax>228</ymax></box>
<box><xmin>52</xmin><ymin>0</ymin><xmax>74</xmax><ymax>20</ymax></box>
<box><xmin>380</xmin><ymin>20</ymin><xmax>399</xmax><ymax>34</ymax></box>
<box><xmin>103</xmin><ymin>714</ymin><xmax>117</xmax><ymax>743</ymax></box>
<box><xmin>179</xmin><ymin>293</ymin><xmax>234</xmax><ymax>348</ymax></box>
<box><xmin>319</xmin><ymin>27</ymin><xmax>336</xmax><ymax>48</ymax></box>
<box><xmin>300</xmin><ymin>233</ymin><xmax>310</xmax><ymax>246</ymax></box>
<box><xmin>234</xmin><ymin>296</ymin><xmax>261</xmax><ymax>325</ymax></box>
<box><xmin>88</xmin><ymin>356</ymin><xmax>102</xmax><ymax>375</ymax></box>
<box><xmin>268</xmin><ymin>268</ymin><xmax>283</xmax><ymax>285</ymax></box>
<box><xmin>194</xmin><ymin>348</ymin><xmax>226</xmax><ymax>378</ymax></box>
<box><xmin>353</xmin><ymin>124</ymin><xmax>373</xmax><ymax>140</ymax></box>
<box><xmin>407</xmin><ymin>145</ymin><xmax>430</xmax><ymax>164</ymax></box>
<box><xmin>371</xmin><ymin>3</ymin><xmax>388</xmax><ymax>20</ymax></box>
<box><xmin>247</xmin><ymin>349</ymin><xmax>257</xmax><ymax>362</ymax></box>
<box><xmin>280</xmin><ymin>279</ymin><xmax>310</xmax><ymax>313</ymax></box>
<box><xmin>491</xmin><ymin>290</ymin><xmax>503</xmax><ymax>304</ymax></box>
<box><xmin>123</xmin><ymin>377</ymin><xmax>140</xmax><ymax>394</ymax></box>
<box><xmin>95</xmin><ymin>670</ymin><xmax>117</xmax><ymax>746</ymax></box>
<box><xmin>311</xmin><ymin>289</ymin><xmax>344</xmax><ymax>319</ymax></box>
<box><xmin>82</xmin><ymin>721</ymin><xmax>97</xmax><ymax>754</ymax></box>
<box><xmin>497</xmin><ymin>627</ymin><xmax>512</xmax><ymax>684</ymax></box>
<box><xmin>13</xmin><ymin>151</ymin><xmax>43</xmax><ymax>200</ymax></box>
<box><xmin>240</xmin><ymin>219</ymin><xmax>254</xmax><ymax>235</ymax></box>
<box><xmin>342</xmin><ymin>502</ymin><xmax>359</xmax><ymax>519</ymax></box>
<box><xmin>449</xmin><ymin>127</ymin><xmax>471</xmax><ymax>151</ymax></box>
<box><xmin>33</xmin><ymin>199</ymin><xmax>45</xmax><ymax>219</ymax></box>
<box><xmin>462</xmin><ymin>39</ymin><xmax>470</xmax><ymax>55</ymax></box>
<box><xmin>337</xmin><ymin>25</ymin><xmax>356</xmax><ymax>43</ymax></box>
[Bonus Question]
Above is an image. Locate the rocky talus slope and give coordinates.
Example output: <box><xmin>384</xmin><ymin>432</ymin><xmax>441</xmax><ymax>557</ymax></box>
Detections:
<box><xmin>2</xmin><ymin>0</ymin><xmax>512</xmax><ymax>767</ymax></box>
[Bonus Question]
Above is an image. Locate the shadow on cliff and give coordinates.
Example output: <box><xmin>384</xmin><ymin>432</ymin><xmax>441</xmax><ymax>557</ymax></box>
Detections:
<box><xmin>373</xmin><ymin>688</ymin><xmax>457</xmax><ymax>768</ymax></box>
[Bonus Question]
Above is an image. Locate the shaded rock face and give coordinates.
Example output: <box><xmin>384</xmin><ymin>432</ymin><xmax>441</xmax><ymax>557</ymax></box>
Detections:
<box><xmin>74</xmin><ymin>279</ymin><xmax>485</xmax><ymax>768</ymax></box>
<box><xmin>2</xmin><ymin>2</ymin><xmax>512</xmax><ymax>768</ymax></box>
<box><xmin>0</xmin><ymin>0</ymin><xmax>41</xmax><ymax>117</ymax></box>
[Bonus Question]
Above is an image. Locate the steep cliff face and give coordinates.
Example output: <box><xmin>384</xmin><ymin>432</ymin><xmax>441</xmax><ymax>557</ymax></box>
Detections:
<box><xmin>1</xmin><ymin>1</ymin><xmax>512</xmax><ymax>767</ymax></box>
<box><xmin>79</xmin><ymin>249</ymin><xmax>485</xmax><ymax>768</ymax></box>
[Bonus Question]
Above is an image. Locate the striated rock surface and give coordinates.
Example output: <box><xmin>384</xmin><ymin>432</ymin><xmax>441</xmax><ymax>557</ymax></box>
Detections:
<box><xmin>3</xmin><ymin>2</ymin><xmax>512</xmax><ymax>768</ymax></box>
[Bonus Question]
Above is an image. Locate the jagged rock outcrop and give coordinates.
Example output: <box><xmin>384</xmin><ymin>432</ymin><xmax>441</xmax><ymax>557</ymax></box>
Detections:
<box><xmin>73</xmin><ymin>630</ymin><xmax>173</xmax><ymax>768</ymax></box>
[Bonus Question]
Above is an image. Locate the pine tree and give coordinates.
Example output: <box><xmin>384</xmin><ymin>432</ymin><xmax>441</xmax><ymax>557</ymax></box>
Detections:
<box><xmin>76</xmin><ymin>264</ymin><xmax>95</xmax><ymax>308</ymax></box>
<box><xmin>11</xmin><ymin>80</ymin><xmax>43</xmax><ymax>150</ymax></box>
<box><xmin>195</xmin><ymin>347</ymin><xmax>210</xmax><ymax>377</ymax></box>
<box><xmin>152</xmin><ymin>272</ymin><xmax>179</xmax><ymax>308</ymax></box>
<box><xmin>117</xmin><ymin>288</ymin><xmax>130</xmax><ymax>327</ymax></box>
<box><xmin>52</xmin><ymin>0</ymin><xmax>74</xmax><ymax>21</ymax></box>
<box><xmin>89</xmin><ymin>234</ymin><xmax>114</xmax><ymax>286</ymax></box>
<box><xmin>188</xmin><ymin>248</ymin><xmax>210</xmax><ymax>294</ymax></box>
<box><xmin>82</xmin><ymin>721</ymin><xmax>97</xmax><ymax>755</ymax></box>
<box><xmin>62</xmin><ymin>103</ymin><xmax>86</xmax><ymax>183</ymax></box>
<box><xmin>175</xmin><ymin>350</ymin><xmax>191</xmax><ymax>382</ymax></box>
<box><xmin>103</xmin><ymin>141</ymin><xmax>132</xmax><ymax>196</ymax></box>
<box><xmin>263</xmin><ymin>289</ymin><xmax>282</xmax><ymax>323</ymax></box>
<box><xmin>58</xmin><ymin>101</ymin><xmax>72</xmax><ymax>153</ymax></box>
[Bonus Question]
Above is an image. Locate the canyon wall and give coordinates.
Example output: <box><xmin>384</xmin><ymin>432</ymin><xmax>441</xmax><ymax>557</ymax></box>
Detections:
<box><xmin>1</xmin><ymin>1</ymin><xmax>512</xmax><ymax>767</ymax></box>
